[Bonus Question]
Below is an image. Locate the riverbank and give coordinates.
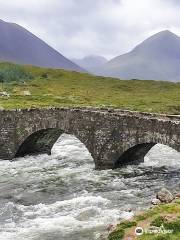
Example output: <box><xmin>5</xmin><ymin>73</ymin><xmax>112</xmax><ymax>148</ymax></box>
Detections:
<box><xmin>108</xmin><ymin>190</ymin><xmax>180</xmax><ymax>240</ymax></box>
<box><xmin>0</xmin><ymin>63</ymin><xmax>180</xmax><ymax>114</ymax></box>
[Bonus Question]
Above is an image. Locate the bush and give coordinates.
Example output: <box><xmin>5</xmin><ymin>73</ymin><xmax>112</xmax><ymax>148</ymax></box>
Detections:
<box><xmin>108</xmin><ymin>228</ymin><xmax>124</xmax><ymax>240</ymax></box>
<box><xmin>151</xmin><ymin>216</ymin><xmax>166</xmax><ymax>227</ymax></box>
<box><xmin>108</xmin><ymin>221</ymin><xmax>137</xmax><ymax>240</ymax></box>
<box><xmin>0</xmin><ymin>64</ymin><xmax>33</xmax><ymax>83</ymax></box>
<box><xmin>41</xmin><ymin>73</ymin><xmax>48</xmax><ymax>79</ymax></box>
<box><xmin>165</xmin><ymin>219</ymin><xmax>180</xmax><ymax>233</ymax></box>
<box><xmin>119</xmin><ymin>220</ymin><xmax>137</xmax><ymax>229</ymax></box>
<box><xmin>151</xmin><ymin>216</ymin><xmax>180</xmax><ymax>236</ymax></box>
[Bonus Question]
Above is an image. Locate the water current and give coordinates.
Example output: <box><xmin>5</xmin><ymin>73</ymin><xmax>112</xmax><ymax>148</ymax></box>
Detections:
<box><xmin>0</xmin><ymin>134</ymin><xmax>179</xmax><ymax>240</ymax></box>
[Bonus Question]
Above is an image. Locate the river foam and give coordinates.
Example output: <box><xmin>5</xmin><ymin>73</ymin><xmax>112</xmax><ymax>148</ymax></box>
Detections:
<box><xmin>0</xmin><ymin>134</ymin><xmax>179</xmax><ymax>239</ymax></box>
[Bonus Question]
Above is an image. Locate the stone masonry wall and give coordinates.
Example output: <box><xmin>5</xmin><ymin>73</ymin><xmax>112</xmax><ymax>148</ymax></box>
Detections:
<box><xmin>0</xmin><ymin>107</ymin><xmax>179</xmax><ymax>169</ymax></box>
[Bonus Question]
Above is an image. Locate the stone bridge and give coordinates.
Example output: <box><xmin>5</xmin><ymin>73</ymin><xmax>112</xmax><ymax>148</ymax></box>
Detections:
<box><xmin>0</xmin><ymin>107</ymin><xmax>179</xmax><ymax>169</ymax></box>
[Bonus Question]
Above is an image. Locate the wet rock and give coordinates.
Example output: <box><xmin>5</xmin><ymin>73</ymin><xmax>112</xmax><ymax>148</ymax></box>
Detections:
<box><xmin>156</xmin><ymin>188</ymin><xmax>174</xmax><ymax>203</ymax></box>
<box><xmin>151</xmin><ymin>198</ymin><xmax>161</xmax><ymax>205</ymax></box>
<box><xmin>174</xmin><ymin>192</ymin><xmax>180</xmax><ymax>199</ymax></box>
<box><xmin>107</xmin><ymin>224</ymin><xmax>117</xmax><ymax>232</ymax></box>
<box><xmin>127</xmin><ymin>208</ymin><xmax>132</xmax><ymax>212</ymax></box>
<box><xmin>99</xmin><ymin>234</ymin><xmax>107</xmax><ymax>240</ymax></box>
<box><xmin>124</xmin><ymin>207</ymin><xmax>133</xmax><ymax>212</ymax></box>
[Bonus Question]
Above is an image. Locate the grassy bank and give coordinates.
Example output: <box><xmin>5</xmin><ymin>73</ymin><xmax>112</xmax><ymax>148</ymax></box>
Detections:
<box><xmin>108</xmin><ymin>200</ymin><xmax>180</xmax><ymax>240</ymax></box>
<box><xmin>0</xmin><ymin>63</ymin><xmax>180</xmax><ymax>114</ymax></box>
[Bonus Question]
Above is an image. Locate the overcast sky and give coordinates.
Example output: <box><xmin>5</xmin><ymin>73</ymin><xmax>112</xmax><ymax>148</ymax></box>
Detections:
<box><xmin>0</xmin><ymin>0</ymin><xmax>180</xmax><ymax>59</ymax></box>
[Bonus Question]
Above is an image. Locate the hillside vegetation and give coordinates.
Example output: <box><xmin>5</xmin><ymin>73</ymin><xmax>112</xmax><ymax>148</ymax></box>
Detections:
<box><xmin>0</xmin><ymin>63</ymin><xmax>179</xmax><ymax>114</ymax></box>
<box><xmin>108</xmin><ymin>200</ymin><xmax>180</xmax><ymax>240</ymax></box>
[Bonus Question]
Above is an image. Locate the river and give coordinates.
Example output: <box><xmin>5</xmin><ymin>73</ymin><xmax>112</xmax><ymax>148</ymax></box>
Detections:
<box><xmin>0</xmin><ymin>134</ymin><xmax>179</xmax><ymax>240</ymax></box>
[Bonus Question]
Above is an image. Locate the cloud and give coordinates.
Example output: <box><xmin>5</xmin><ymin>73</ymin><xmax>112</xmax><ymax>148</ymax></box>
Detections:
<box><xmin>0</xmin><ymin>0</ymin><xmax>180</xmax><ymax>59</ymax></box>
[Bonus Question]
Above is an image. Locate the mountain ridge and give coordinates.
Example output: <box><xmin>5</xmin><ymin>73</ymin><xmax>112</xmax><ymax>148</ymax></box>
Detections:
<box><xmin>97</xmin><ymin>30</ymin><xmax>180</xmax><ymax>82</ymax></box>
<box><xmin>0</xmin><ymin>19</ymin><xmax>84</xmax><ymax>72</ymax></box>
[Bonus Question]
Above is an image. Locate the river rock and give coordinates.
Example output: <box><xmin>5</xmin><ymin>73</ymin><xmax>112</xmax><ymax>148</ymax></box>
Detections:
<box><xmin>156</xmin><ymin>188</ymin><xmax>174</xmax><ymax>203</ymax></box>
<box><xmin>107</xmin><ymin>224</ymin><xmax>116</xmax><ymax>232</ymax></box>
<box><xmin>151</xmin><ymin>198</ymin><xmax>161</xmax><ymax>205</ymax></box>
<box><xmin>174</xmin><ymin>192</ymin><xmax>180</xmax><ymax>199</ymax></box>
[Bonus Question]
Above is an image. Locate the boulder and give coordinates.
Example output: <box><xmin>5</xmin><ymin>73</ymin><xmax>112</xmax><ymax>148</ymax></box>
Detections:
<box><xmin>107</xmin><ymin>224</ymin><xmax>117</xmax><ymax>232</ymax></box>
<box><xmin>151</xmin><ymin>198</ymin><xmax>161</xmax><ymax>205</ymax></box>
<box><xmin>174</xmin><ymin>192</ymin><xmax>180</xmax><ymax>199</ymax></box>
<box><xmin>156</xmin><ymin>188</ymin><xmax>174</xmax><ymax>203</ymax></box>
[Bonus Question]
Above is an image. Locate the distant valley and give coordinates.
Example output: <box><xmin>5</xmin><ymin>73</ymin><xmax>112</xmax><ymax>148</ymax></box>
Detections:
<box><xmin>72</xmin><ymin>55</ymin><xmax>107</xmax><ymax>73</ymax></box>
<box><xmin>0</xmin><ymin>18</ymin><xmax>180</xmax><ymax>82</ymax></box>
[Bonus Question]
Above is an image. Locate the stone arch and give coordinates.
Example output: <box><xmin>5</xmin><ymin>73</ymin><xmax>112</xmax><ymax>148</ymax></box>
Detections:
<box><xmin>114</xmin><ymin>142</ymin><xmax>156</xmax><ymax>168</ymax></box>
<box><xmin>113</xmin><ymin>142</ymin><xmax>179</xmax><ymax>169</ymax></box>
<box><xmin>14</xmin><ymin>128</ymin><xmax>94</xmax><ymax>166</ymax></box>
<box><xmin>15</xmin><ymin>128</ymin><xmax>63</xmax><ymax>157</ymax></box>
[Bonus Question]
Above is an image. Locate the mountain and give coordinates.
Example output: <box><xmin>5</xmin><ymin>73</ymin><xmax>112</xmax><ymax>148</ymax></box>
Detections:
<box><xmin>98</xmin><ymin>30</ymin><xmax>180</xmax><ymax>82</ymax></box>
<box><xmin>0</xmin><ymin>19</ymin><xmax>84</xmax><ymax>72</ymax></box>
<box><xmin>72</xmin><ymin>55</ymin><xmax>107</xmax><ymax>73</ymax></box>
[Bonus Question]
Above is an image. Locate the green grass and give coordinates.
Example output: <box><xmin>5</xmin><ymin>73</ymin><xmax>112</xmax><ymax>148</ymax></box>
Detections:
<box><xmin>108</xmin><ymin>201</ymin><xmax>180</xmax><ymax>240</ymax></box>
<box><xmin>108</xmin><ymin>221</ymin><xmax>137</xmax><ymax>240</ymax></box>
<box><xmin>0</xmin><ymin>62</ymin><xmax>180</xmax><ymax>114</ymax></box>
<box><xmin>138</xmin><ymin>217</ymin><xmax>180</xmax><ymax>240</ymax></box>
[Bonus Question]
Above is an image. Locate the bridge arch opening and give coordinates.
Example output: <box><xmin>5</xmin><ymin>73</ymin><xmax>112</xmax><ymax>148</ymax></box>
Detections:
<box><xmin>15</xmin><ymin>128</ymin><xmax>64</xmax><ymax>157</ymax></box>
<box><xmin>114</xmin><ymin>143</ymin><xmax>156</xmax><ymax>168</ymax></box>
<box><xmin>15</xmin><ymin>129</ymin><xmax>93</xmax><ymax>166</ymax></box>
<box><xmin>114</xmin><ymin>143</ymin><xmax>180</xmax><ymax>169</ymax></box>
